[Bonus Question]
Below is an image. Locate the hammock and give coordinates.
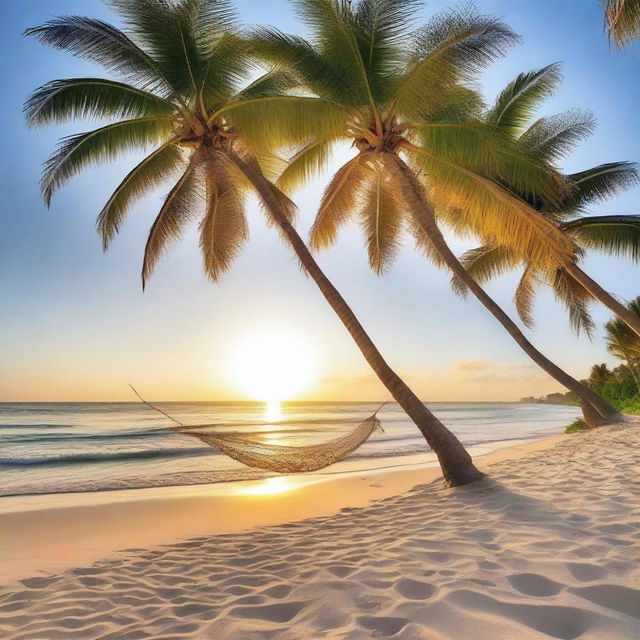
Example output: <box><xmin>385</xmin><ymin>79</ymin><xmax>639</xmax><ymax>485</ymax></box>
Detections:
<box><xmin>131</xmin><ymin>386</ymin><xmax>385</xmax><ymax>473</ymax></box>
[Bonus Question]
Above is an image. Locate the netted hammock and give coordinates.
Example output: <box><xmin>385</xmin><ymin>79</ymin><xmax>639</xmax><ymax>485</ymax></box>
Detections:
<box><xmin>132</xmin><ymin>387</ymin><xmax>386</xmax><ymax>473</ymax></box>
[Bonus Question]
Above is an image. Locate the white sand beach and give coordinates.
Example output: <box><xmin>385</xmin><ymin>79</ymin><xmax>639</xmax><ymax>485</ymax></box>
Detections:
<box><xmin>1</xmin><ymin>423</ymin><xmax>639</xmax><ymax>639</ymax></box>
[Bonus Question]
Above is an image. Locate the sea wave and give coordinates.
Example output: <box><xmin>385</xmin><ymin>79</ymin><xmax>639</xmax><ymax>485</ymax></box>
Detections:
<box><xmin>0</xmin><ymin>446</ymin><xmax>213</xmax><ymax>467</ymax></box>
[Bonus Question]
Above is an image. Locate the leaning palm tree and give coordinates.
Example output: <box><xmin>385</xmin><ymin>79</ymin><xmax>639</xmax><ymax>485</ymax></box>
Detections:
<box><xmin>605</xmin><ymin>297</ymin><xmax>640</xmax><ymax>392</ymax></box>
<box><xmin>602</xmin><ymin>0</ymin><xmax>640</xmax><ymax>48</ymax></box>
<box><xmin>24</xmin><ymin>0</ymin><xmax>483</xmax><ymax>486</ymax></box>
<box><xmin>251</xmin><ymin>0</ymin><xmax>620</xmax><ymax>425</ymax></box>
<box><xmin>459</xmin><ymin>64</ymin><xmax>640</xmax><ymax>341</ymax></box>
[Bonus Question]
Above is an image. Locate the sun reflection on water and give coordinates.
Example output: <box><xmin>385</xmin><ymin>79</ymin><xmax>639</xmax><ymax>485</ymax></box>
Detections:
<box><xmin>265</xmin><ymin>398</ymin><xmax>282</xmax><ymax>423</ymax></box>
<box><xmin>235</xmin><ymin>477</ymin><xmax>294</xmax><ymax>495</ymax></box>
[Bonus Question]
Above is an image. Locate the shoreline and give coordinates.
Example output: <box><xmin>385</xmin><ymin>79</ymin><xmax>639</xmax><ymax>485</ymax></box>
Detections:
<box><xmin>0</xmin><ymin>432</ymin><xmax>564</xmax><ymax>585</ymax></box>
<box><xmin>2</xmin><ymin>422</ymin><xmax>639</xmax><ymax>639</ymax></box>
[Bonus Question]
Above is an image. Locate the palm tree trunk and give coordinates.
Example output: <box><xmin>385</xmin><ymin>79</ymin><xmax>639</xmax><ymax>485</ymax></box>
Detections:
<box><xmin>563</xmin><ymin>263</ymin><xmax>640</xmax><ymax>339</ymax></box>
<box><xmin>392</xmin><ymin>159</ymin><xmax>621</xmax><ymax>425</ymax></box>
<box><xmin>227</xmin><ymin>153</ymin><xmax>484</xmax><ymax>487</ymax></box>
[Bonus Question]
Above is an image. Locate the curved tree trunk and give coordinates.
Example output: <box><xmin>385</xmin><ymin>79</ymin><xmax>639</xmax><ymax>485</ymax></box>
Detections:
<box><xmin>563</xmin><ymin>263</ymin><xmax>640</xmax><ymax>339</ymax></box>
<box><xmin>392</xmin><ymin>159</ymin><xmax>621</xmax><ymax>425</ymax></box>
<box><xmin>227</xmin><ymin>154</ymin><xmax>484</xmax><ymax>486</ymax></box>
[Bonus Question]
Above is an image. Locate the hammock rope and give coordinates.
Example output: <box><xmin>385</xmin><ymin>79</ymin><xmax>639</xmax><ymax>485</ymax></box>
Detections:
<box><xmin>131</xmin><ymin>386</ymin><xmax>386</xmax><ymax>473</ymax></box>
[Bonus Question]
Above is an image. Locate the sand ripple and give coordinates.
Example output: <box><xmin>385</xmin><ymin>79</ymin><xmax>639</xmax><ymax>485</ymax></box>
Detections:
<box><xmin>1</xmin><ymin>423</ymin><xmax>640</xmax><ymax>639</ymax></box>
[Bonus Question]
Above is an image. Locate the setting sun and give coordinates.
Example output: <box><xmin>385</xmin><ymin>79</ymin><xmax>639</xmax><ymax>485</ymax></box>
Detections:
<box><xmin>230</xmin><ymin>330</ymin><xmax>316</xmax><ymax>406</ymax></box>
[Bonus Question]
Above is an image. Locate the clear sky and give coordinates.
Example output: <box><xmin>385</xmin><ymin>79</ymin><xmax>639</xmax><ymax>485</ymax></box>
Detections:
<box><xmin>0</xmin><ymin>0</ymin><xmax>638</xmax><ymax>402</ymax></box>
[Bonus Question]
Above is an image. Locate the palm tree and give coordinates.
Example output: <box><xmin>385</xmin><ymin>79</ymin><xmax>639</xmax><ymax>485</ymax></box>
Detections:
<box><xmin>251</xmin><ymin>0</ymin><xmax>620</xmax><ymax>425</ymax></box>
<box><xmin>589</xmin><ymin>363</ymin><xmax>613</xmax><ymax>390</ymax></box>
<box><xmin>605</xmin><ymin>297</ymin><xmax>640</xmax><ymax>392</ymax></box>
<box><xmin>24</xmin><ymin>0</ymin><xmax>483</xmax><ymax>486</ymax></box>
<box><xmin>602</xmin><ymin>0</ymin><xmax>640</xmax><ymax>48</ymax></box>
<box><xmin>459</xmin><ymin>65</ymin><xmax>640</xmax><ymax>342</ymax></box>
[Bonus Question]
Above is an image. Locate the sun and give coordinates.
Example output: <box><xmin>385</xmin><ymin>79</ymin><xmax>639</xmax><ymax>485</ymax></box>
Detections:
<box><xmin>231</xmin><ymin>330</ymin><xmax>315</xmax><ymax>408</ymax></box>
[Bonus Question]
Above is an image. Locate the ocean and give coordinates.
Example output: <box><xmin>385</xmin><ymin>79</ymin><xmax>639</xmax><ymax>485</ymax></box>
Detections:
<box><xmin>0</xmin><ymin>402</ymin><xmax>581</xmax><ymax>497</ymax></box>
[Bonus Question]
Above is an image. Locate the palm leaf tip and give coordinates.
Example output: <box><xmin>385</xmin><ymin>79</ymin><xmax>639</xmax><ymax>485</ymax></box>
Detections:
<box><xmin>24</xmin><ymin>78</ymin><xmax>175</xmax><ymax>129</ymax></box>
<box><xmin>24</xmin><ymin>16</ymin><xmax>168</xmax><ymax>94</ymax></box>
<box><xmin>97</xmin><ymin>143</ymin><xmax>186</xmax><ymax>251</ymax></box>
<box><xmin>563</xmin><ymin>215</ymin><xmax>640</xmax><ymax>262</ymax></box>
<box><xmin>488</xmin><ymin>63</ymin><xmax>563</xmax><ymax>134</ymax></box>
<box><xmin>602</xmin><ymin>0</ymin><xmax>640</xmax><ymax>48</ymax></box>
<box><xmin>514</xmin><ymin>265</ymin><xmax>537</xmax><ymax>329</ymax></box>
<box><xmin>309</xmin><ymin>154</ymin><xmax>371</xmax><ymax>251</ymax></box>
<box><xmin>142</xmin><ymin>156</ymin><xmax>204</xmax><ymax>286</ymax></box>
<box><xmin>520</xmin><ymin>109</ymin><xmax>596</xmax><ymax>164</ymax></box>
<box><xmin>393</xmin><ymin>8</ymin><xmax>519</xmax><ymax>120</ymax></box>
<box><xmin>567</xmin><ymin>161</ymin><xmax>640</xmax><ymax>209</ymax></box>
<box><xmin>40</xmin><ymin>116</ymin><xmax>174</xmax><ymax>207</ymax></box>
<box><xmin>553</xmin><ymin>267</ymin><xmax>595</xmax><ymax>337</ymax></box>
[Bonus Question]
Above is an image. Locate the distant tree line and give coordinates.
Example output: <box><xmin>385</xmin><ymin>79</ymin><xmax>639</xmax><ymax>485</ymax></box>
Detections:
<box><xmin>522</xmin><ymin>297</ymin><xmax>640</xmax><ymax>414</ymax></box>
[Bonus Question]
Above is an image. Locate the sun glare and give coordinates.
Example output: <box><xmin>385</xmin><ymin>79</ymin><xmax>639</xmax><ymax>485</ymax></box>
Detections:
<box><xmin>265</xmin><ymin>398</ymin><xmax>283</xmax><ymax>423</ymax></box>
<box><xmin>231</xmin><ymin>330</ymin><xmax>315</xmax><ymax>410</ymax></box>
<box><xmin>236</xmin><ymin>477</ymin><xmax>294</xmax><ymax>496</ymax></box>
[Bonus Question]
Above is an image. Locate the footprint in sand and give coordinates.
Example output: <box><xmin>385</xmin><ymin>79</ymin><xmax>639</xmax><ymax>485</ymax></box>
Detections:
<box><xmin>507</xmin><ymin>573</ymin><xmax>565</xmax><ymax>597</ymax></box>
<box><xmin>394</xmin><ymin>578</ymin><xmax>437</xmax><ymax>600</ymax></box>
<box><xmin>228</xmin><ymin>600</ymin><xmax>308</xmax><ymax>623</ymax></box>
<box><xmin>565</xmin><ymin>562</ymin><xmax>607</xmax><ymax>582</ymax></box>
<box><xmin>357</xmin><ymin>615</ymin><xmax>410</xmax><ymax>635</ymax></box>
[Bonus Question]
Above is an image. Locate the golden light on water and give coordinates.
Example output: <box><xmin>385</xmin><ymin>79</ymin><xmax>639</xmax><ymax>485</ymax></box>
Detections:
<box><xmin>236</xmin><ymin>477</ymin><xmax>294</xmax><ymax>496</ymax></box>
<box><xmin>230</xmin><ymin>329</ymin><xmax>316</xmax><ymax>408</ymax></box>
<box><xmin>265</xmin><ymin>398</ymin><xmax>283</xmax><ymax>423</ymax></box>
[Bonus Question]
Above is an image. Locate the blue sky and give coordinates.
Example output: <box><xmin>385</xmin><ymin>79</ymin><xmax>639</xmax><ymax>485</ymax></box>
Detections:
<box><xmin>0</xmin><ymin>0</ymin><xmax>638</xmax><ymax>401</ymax></box>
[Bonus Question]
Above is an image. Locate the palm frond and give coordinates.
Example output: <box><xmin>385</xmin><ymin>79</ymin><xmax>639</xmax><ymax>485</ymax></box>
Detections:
<box><xmin>309</xmin><ymin>153</ymin><xmax>373</xmax><ymax>250</ymax></box>
<box><xmin>108</xmin><ymin>0</ymin><xmax>204</xmax><ymax>99</ymax></box>
<box><xmin>188</xmin><ymin>0</ymin><xmax>239</xmax><ymax>55</ymax></box>
<box><xmin>553</xmin><ymin>267</ymin><xmax>595</xmax><ymax>337</ymax></box>
<box><xmin>292</xmin><ymin>0</ymin><xmax>379</xmax><ymax>113</ymax></box>
<box><xmin>379</xmin><ymin>153</ymin><xmax>446</xmax><ymax>269</ymax></box>
<box><xmin>359</xmin><ymin>160</ymin><xmax>404</xmax><ymax>274</ymax></box>
<box><xmin>419</xmin><ymin>84</ymin><xmax>485</xmax><ymax>123</ymax></box>
<box><xmin>142</xmin><ymin>154</ymin><xmax>204</xmax><ymax>287</ymax></box>
<box><xmin>200</xmin><ymin>156</ymin><xmax>248</xmax><ymax>281</ymax></box>
<box><xmin>354</xmin><ymin>0</ymin><xmax>420</xmax><ymax>99</ymax></box>
<box><xmin>252</xmin><ymin>152</ymin><xmax>289</xmax><ymax>183</ymax></box>
<box><xmin>97</xmin><ymin>141</ymin><xmax>186</xmax><ymax>249</ymax></box>
<box><xmin>564</xmin><ymin>162</ymin><xmax>640</xmax><ymax>211</ymax></box>
<box><xmin>562</xmin><ymin>215</ymin><xmax>640</xmax><ymax>261</ymax></box>
<box><xmin>25</xmin><ymin>78</ymin><xmax>176</xmax><ymax>128</ymax></box>
<box><xmin>487</xmin><ymin>63</ymin><xmax>562</xmax><ymax>135</ymax></box>
<box><xmin>392</xmin><ymin>6</ymin><xmax>518</xmax><ymax>120</ymax></box>
<box><xmin>277</xmin><ymin>138</ymin><xmax>336</xmax><ymax>194</ymax></box>
<box><xmin>402</xmin><ymin>142</ymin><xmax>574</xmax><ymax>269</ymax></box>
<box><xmin>41</xmin><ymin>116</ymin><xmax>174</xmax><ymax>205</ymax></box>
<box><xmin>410</xmin><ymin>121</ymin><xmax>570</xmax><ymax>209</ymax></box>
<box><xmin>605</xmin><ymin>296</ymin><xmax>640</xmax><ymax>361</ymax></box>
<box><xmin>200</xmin><ymin>32</ymin><xmax>250</xmax><ymax>111</ymax></box>
<box><xmin>514</xmin><ymin>264</ymin><xmax>537</xmax><ymax>328</ymax></box>
<box><xmin>602</xmin><ymin>0</ymin><xmax>640</xmax><ymax>48</ymax></box>
<box><xmin>520</xmin><ymin>109</ymin><xmax>596</xmax><ymax>164</ymax></box>
<box><xmin>218</xmin><ymin>95</ymin><xmax>346</xmax><ymax>153</ymax></box>
<box><xmin>249</xmin><ymin>28</ymin><xmax>349</xmax><ymax>103</ymax></box>
<box><xmin>233</xmin><ymin>70</ymin><xmax>299</xmax><ymax>101</ymax></box>
<box><xmin>453</xmin><ymin>244</ymin><xmax>521</xmax><ymax>296</ymax></box>
<box><xmin>24</xmin><ymin>16</ymin><xmax>170</xmax><ymax>95</ymax></box>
